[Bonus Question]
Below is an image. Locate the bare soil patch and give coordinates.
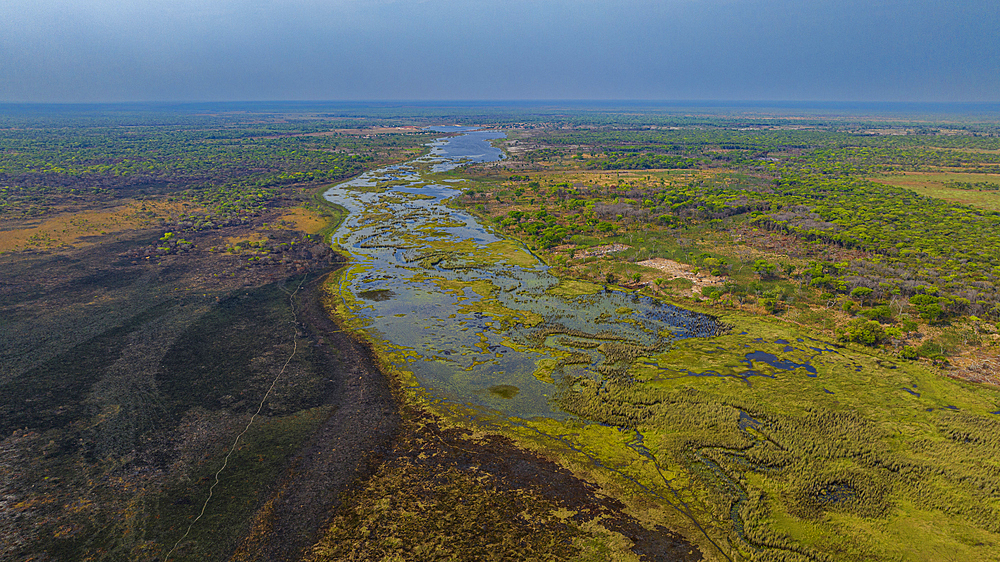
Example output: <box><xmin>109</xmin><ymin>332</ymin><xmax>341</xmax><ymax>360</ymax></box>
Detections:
<box><xmin>637</xmin><ymin>258</ymin><xmax>724</xmax><ymax>295</ymax></box>
<box><xmin>946</xmin><ymin>354</ymin><xmax>1000</xmax><ymax>388</ymax></box>
<box><xmin>577</xmin><ymin>243</ymin><xmax>631</xmax><ymax>257</ymax></box>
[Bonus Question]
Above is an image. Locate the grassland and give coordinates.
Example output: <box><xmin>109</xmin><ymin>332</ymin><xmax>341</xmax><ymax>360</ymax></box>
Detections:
<box><xmin>871</xmin><ymin>172</ymin><xmax>1000</xmax><ymax>211</ymax></box>
<box><xmin>551</xmin><ymin>313</ymin><xmax>1000</xmax><ymax>561</ymax></box>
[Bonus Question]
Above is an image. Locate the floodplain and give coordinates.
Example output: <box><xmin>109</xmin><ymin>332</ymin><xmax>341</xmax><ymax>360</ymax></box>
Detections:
<box><xmin>4</xmin><ymin>103</ymin><xmax>1000</xmax><ymax>561</ymax></box>
<box><xmin>314</xmin><ymin>122</ymin><xmax>1000</xmax><ymax>561</ymax></box>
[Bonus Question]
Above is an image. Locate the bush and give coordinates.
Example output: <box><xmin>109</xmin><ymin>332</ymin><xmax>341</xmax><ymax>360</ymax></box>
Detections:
<box><xmin>753</xmin><ymin>259</ymin><xmax>777</xmax><ymax>279</ymax></box>
<box><xmin>862</xmin><ymin>305</ymin><xmax>894</xmax><ymax>323</ymax></box>
<box><xmin>850</xmin><ymin>286</ymin><xmax>874</xmax><ymax>301</ymax></box>
<box><xmin>762</xmin><ymin>298</ymin><xmax>784</xmax><ymax>314</ymax></box>
<box><xmin>840</xmin><ymin>318</ymin><xmax>887</xmax><ymax>346</ymax></box>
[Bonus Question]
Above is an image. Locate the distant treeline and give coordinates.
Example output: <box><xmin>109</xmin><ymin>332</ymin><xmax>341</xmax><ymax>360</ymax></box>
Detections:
<box><xmin>944</xmin><ymin>180</ymin><xmax>1000</xmax><ymax>191</ymax></box>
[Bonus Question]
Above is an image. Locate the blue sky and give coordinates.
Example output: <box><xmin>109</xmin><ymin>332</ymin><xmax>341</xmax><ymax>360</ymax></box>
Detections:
<box><xmin>1</xmin><ymin>0</ymin><xmax>997</xmax><ymax>103</ymax></box>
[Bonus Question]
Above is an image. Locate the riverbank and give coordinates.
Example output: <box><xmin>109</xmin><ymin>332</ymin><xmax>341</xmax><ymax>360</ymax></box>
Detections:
<box><xmin>312</xmin><ymin>127</ymin><xmax>1000</xmax><ymax>561</ymax></box>
<box><xmin>306</xmin><ymin>129</ymin><xmax>715</xmax><ymax>560</ymax></box>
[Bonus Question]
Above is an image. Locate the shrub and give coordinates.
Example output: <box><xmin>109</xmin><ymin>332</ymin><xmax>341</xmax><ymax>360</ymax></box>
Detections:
<box><xmin>762</xmin><ymin>297</ymin><xmax>784</xmax><ymax>314</ymax></box>
<box><xmin>862</xmin><ymin>305</ymin><xmax>894</xmax><ymax>323</ymax></box>
<box><xmin>851</xmin><ymin>286</ymin><xmax>874</xmax><ymax>301</ymax></box>
<box><xmin>753</xmin><ymin>259</ymin><xmax>777</xmax><ymax>279</ymax></box>
<box><xmin>840</xmin><ymin>318</ymin><xmax>887</xmax><ymax>346</ymax></box>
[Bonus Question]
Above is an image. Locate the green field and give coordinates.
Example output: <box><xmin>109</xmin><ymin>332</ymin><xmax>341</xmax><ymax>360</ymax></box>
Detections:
<box><xmin>872</xmin><ymin>172</ymin><xmax>1000</xmax><ymax>211</ymax></box>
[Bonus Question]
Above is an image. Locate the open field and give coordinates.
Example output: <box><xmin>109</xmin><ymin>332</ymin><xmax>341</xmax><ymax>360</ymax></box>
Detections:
<box><xmin>871</xmin><ymin>172</ymin><xmax>1000</xmax><ymax>211</ymax></box>
<box><xmin>0</xmin><ymin>200</ymin><xmax>190</xmax><ymax>253</ymax></box>
<box><xmin>277</xmin><ymin>206</ymin><xmax>330</xmax><ymax>235</ymax></box>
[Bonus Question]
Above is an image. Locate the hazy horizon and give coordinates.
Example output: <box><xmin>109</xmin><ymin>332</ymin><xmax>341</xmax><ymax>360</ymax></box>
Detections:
<box><xmin>4</xmin><ymin>100</ymin><xmax>1000</xmax><ymax>123</ymax></box>
<box><xmin>3</xmin><ymin>0</ymin><xmax>998</xmax><ymax>104</ymax></box>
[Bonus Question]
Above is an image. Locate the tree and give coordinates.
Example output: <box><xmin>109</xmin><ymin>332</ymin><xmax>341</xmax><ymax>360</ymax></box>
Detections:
<box><xmin>840</xmin><ymin>318</ymin><xmax>887</xmax><ymax>346</ymax></box>
<box><xmin>752</xmin><ymin>259</ymin><xmax>777</xmax><ymax>279</ymax></box>
<box><xmin>850</xmin><ymin>286</ymin><xmax>873</xmax><ymax>305</ymax></box>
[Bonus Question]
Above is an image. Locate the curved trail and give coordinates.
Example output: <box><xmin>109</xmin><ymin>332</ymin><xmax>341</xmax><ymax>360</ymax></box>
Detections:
<box><xmin>164</xmin><ymin>276</ymin><xmax>307</xmax><ymax>562</ymax></box>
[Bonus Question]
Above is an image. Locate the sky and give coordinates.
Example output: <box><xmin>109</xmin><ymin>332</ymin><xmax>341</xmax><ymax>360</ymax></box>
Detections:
<box><xmin>1</xmin><ymin>0</ymin><xmax>998</xmax><ymax>103</ymax></box>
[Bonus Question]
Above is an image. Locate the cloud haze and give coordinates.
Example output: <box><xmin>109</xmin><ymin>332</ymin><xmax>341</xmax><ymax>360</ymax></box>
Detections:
<box><xmin>1</xmin><ymin>0</ymin><xmax>997</xmax><ymax>102</ymax></box>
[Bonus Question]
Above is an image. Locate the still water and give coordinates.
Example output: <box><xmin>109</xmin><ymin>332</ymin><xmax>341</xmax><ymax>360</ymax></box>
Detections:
<box><xmin>324</xmin><ymin>128</ymin><xmax>718</xmax><ymax>419</ymax></box>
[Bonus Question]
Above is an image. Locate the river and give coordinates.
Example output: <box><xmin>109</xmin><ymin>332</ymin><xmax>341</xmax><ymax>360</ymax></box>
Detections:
<box><xmin>323</xmin><ymin>127</ymin><xmax>719</xmax><ymax>420</ymax></box>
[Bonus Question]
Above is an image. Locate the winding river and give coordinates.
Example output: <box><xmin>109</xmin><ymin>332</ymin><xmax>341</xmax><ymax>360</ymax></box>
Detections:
<box><xmin>323</xmin><ymin>127</ymin><xmax>720</xmax><ymax>420</ymax></box>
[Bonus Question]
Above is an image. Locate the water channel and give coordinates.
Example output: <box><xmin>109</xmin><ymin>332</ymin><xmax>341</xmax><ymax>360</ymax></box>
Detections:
<box><xmin>323</xmin><ymin>127</ymin><xmax>720</xmax><ymax>420</ymax></box>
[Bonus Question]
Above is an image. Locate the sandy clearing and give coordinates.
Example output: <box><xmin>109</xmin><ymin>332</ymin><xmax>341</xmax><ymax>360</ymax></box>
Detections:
<box><xmin>637</xmin><ymin>258</ymin><xmax>725</xmax><ymax>295</ymax></box>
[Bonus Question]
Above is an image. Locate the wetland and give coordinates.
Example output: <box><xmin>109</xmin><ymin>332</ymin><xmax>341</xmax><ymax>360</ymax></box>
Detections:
<box><xmin>5</xmin><ymin>105</ymin><xmax>1000</xmax><ymax>561</ymax></box>
<box><xmin>315</xmin><ymin>126</ymin><xmax>1000</xmax><ymax>562</ymax></box>
<box><xmin>323</xmin><ymin>129</ymin><xmax>723</xmax><ymax>420</ymax></box>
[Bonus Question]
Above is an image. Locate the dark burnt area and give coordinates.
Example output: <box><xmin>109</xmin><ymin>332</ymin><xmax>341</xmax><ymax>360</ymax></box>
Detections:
<box><xmin>377</xmin><ymin>407</ymin><xmax>703</xmax><ymax>562</ymax></box>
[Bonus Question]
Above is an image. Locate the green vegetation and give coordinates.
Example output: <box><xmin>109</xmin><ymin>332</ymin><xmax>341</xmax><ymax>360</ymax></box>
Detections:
<box><xmin>458</xmin><ymin>123</ymin><xmax>1000</xmax><ymax>364</ymax></box>
<box><xmin>549</xmin><ymin>313</ymin><xmax>1000</xmax><ymax>561</ymax></box>
<box><xmin>871</xmin><ymin>172</ymin><xmax>1000</xmax><ymax>212</ymax></box>
<box><xmin>8</xmin><ymin>104</ymin><xmax>1000</xmax><ymax>562</ymax></box>
<box><xmin>0</xmin><ymin>112</ymin><xmax>437</xmax><ymax>225</ymax></box>
<box><xmin>943</xmin><ymin>179</ymin><xmax>1000</xmax><ymax>190</ymax></box>
<box><xmin>431</xmin><ymin>112</ymin><xmax>1000</xmax><ymax>560</ymax></box>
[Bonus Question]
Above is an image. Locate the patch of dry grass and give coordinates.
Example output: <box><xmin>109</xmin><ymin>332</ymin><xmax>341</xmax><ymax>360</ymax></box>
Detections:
<box><xmin>0</xmin><ymin>201</ymin><xmax>187</xmax><ymax>253</ymax></box>
<box><xmin>277</xmin><ymin>206</ymin><xmax>329</xmax><ymax>235</ymax></box>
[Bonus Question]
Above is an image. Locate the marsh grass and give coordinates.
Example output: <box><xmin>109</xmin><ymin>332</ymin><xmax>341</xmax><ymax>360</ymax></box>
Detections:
<box><xmin>325</xmin><ymin>132</ymin><xmax>1000</xmax><ymax>561</ymax></box>
<box><xmin>548</xmin><ymin>312</ymin><xmax>1000</xmax><ymax>561</ymax></box>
